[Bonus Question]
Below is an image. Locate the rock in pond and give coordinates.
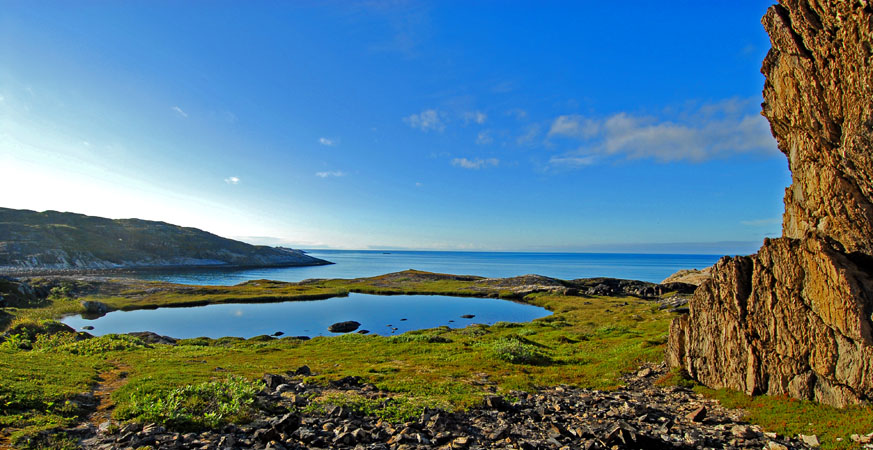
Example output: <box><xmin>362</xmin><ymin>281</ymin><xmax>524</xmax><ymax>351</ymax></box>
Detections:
<box><xmin>460</xmin><ymin>314</ymin><xmax>475</xmax><ymax>319</ymax></box>
<box><xmin>327</xmin><ymin>321</ymin><xmax>361</xmax><ymax>333</ymax></box>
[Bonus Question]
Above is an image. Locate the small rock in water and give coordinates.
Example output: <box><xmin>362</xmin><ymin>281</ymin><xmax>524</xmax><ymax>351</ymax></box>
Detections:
<box><xmin>357</xmin><ymin>329</ymin><xmax>370</xmax><ymax>334</ymax></box>
<box><xmin>400</xmin><ymin>318</ymin><xmax>407</xmax><ymax>321</ymax></box>
<box><xmin>272</xmin><ymin>331</ymin><xmax>284</xmax><ymax>337</ymax></box>
<box><xmin>328</xmin><ymin>321</ymin><xmax>361</xmax><ymax>333</ymax></box>
<box><xmin>460</xmin><ymin>314</ymin><xmax>475</xmax><ymax>319</ymax></box>
<box><xmin>82</xmin><ymin>325</ymin><xmax>94</xmax><ymax>331</ymax></box>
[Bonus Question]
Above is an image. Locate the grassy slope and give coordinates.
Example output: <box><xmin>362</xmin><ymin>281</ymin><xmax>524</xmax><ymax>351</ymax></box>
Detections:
<box><xmin>1</xmin><ymin>271</ymin><xmax>871</xmax><ymax>449</ymax></box>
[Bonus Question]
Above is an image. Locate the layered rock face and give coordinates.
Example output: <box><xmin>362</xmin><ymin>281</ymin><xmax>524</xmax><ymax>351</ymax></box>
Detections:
<box><xmin>668</xmin><ymin>1</ymin><xmax>873</xmax><ymax>407</ymax></box>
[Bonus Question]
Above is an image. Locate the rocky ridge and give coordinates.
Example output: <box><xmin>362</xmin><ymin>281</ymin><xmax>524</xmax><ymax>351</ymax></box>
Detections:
<box><xmin>668</xmin><ymin>1</ymin><xmax>873</xmax><ymax>407</ymax></box>
<box><xmin>69</xmin><ymin>365</ymin><xmax>821</xmax><ymax>450</ymax></box>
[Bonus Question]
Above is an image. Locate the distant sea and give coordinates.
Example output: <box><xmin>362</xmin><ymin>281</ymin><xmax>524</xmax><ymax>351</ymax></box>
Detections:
<box><xmin>125</xmin><ymin>250</ymin><xmax>722</xmax><ymax>286</ymax></box>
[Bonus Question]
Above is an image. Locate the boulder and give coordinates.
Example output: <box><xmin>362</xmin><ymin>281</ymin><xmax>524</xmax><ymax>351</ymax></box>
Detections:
<box><xmin>327</xmin><ymin>321</ymin><xmax>360</xmax><ymax>333</ymax></box>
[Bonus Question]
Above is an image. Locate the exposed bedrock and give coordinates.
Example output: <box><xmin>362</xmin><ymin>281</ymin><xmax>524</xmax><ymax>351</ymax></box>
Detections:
<box><xmin>668</xmin><ymin>1</ymin><xmax>873</xmax><ymax>407</ymax></box>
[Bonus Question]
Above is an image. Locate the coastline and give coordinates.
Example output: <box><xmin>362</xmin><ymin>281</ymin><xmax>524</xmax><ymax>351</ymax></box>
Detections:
<box><xmin>0</xmin><ymin>259</ymin><xmax>334</xmax><ymax>278</ymax></box>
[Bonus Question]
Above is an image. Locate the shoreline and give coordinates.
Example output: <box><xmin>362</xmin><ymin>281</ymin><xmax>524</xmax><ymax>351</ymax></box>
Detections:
<box><xmin>0</xmin><ymin>259</ymin><xmax>334</xmax><ymax>278</ymax></box>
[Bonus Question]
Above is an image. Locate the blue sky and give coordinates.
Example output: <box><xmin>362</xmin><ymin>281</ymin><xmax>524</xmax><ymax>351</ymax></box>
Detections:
<box><xmin>0</xmin><ymin>1</ymin><xmax>787</xmax><ymax>253</ymax></box>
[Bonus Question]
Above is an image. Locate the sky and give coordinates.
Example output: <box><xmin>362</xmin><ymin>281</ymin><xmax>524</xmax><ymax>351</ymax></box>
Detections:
<box><xmin>0</xmin><ymin>1</ymin><xmax>788</xmax><ymax>253</ymax></box>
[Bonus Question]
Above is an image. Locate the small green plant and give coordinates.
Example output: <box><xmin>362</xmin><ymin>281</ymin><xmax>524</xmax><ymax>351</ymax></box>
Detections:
<box><xmin>59</xmin><ymin>334</ymin><xmax>147</xmax><ymax>356</ymax></box>
<box><xmin>387</xmin><ymin>333</ymin><xmax>451</xmax><ymax>344</ymax></box>
<box><xmin>304</xmin><ymin>392</ymin><xmax>445</xmax><ymax>423</ymax></box>
<box><xmin>115</xmin><ymin>376</ymin><xmax>262</xmax><ymax>430</ymax></box>
<box><xmin>0</xmin><ymin>333</ymin><xmax>32</xmax><ymax>350</ymax></box>
<box><xmin>481</xmin><ymin>336</ymin><xmax>551</xmax><ymax>365</ymax></box>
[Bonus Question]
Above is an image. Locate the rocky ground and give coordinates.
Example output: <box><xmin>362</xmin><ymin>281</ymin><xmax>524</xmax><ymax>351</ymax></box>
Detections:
<box><xmin>66</xmin><ymin>364</ymin><xmax>829</xmax><ymax>450</ymax></box>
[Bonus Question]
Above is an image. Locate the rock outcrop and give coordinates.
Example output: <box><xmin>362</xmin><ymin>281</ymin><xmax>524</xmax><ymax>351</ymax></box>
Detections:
<box><xmin>0</xmin><ymin>208</ymin><xmax>331</xmax><ymax>272</ymax></box>
<box><xmin>668</xmin><ymin>1</ymin><xmax>873</xmax><ymax>407</ymax></box>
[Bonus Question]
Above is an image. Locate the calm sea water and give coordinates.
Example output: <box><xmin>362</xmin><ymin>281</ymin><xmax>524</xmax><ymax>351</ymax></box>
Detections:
<box><xmin>62</xmin><ymin>293</ymin><xmax>551</xmax><ymax>339</ymax></box>
<box><xmin>125</xmin><ymin>250</ymin><xmax>721</xmax><ymax>286</ymax></box>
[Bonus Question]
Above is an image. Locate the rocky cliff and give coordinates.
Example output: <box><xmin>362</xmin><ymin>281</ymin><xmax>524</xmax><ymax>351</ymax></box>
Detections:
<box><xmin>0</xmin><ymin>208</ymin><xmax>330</xmax><ymax>272</ymax></box>
<box><xmin>667</xmin><ymin>1</ymin><xmax>873</xmax><ymax>407</ymax></box>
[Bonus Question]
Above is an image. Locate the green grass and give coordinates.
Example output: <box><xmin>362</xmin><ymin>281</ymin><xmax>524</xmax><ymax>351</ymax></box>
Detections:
<box><xmin>697</xmin><ymin>387</ymin><xmax>873</xmax><ymax>450</ymax></box>
<box><xmin>1</xmin><ymin>271</ymin><xmax>871</xmax><ymax>449</ymax></box>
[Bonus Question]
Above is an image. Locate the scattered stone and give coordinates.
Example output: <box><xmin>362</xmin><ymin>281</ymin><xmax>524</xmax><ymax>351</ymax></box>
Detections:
<box><xmin>799</xmin><ymin>434</ymin><xmax>820</xmax><ymax>447</ymax></box>
<box><xmin>127</xmin><ymin>331</ymin><xmax>177</xmax><ymax>345</ymax></box>
<box><xmin>73</xmin><ymin>363</ymin><xmax>815</xmax><ymax>450</ymax></box>
<box><xmin>460</xmin><ymin>314</ymin><xmax>475</xmax><ymax>319</ymax></box>
<box><xmin>686</xmin><ymin>405</ymin><xmax>706</xmax><ymax>422</ymax></box>
<box><xmin>81</xmin><ymin>325</ymin><xmax>94</xmax><ymax>331</ymax></box>
<box><xmin>328</xmin><ymin>321</ymin><xmax>361</xmax><ymax>333</ymax></box>
<box><xmin>357</xmin><ymin>329</ymin><xmax>370</xmax><ymax>334</ymax></box>
<box><xmin>80</xmin><ymin>300</ymin><xmax>109</xmax><ymax>316</ymax></box>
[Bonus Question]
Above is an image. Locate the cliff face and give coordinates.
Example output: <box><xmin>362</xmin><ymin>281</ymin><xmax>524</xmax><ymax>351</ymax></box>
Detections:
<box><xmin>667</xmin><ymin>1</ymin><xmax>873</xmax><ymax>407</ymax></box>
<box><xmin>0</xmin><ymin>208</ymin><xmax>330</xmax><ymax>272</ymax></box>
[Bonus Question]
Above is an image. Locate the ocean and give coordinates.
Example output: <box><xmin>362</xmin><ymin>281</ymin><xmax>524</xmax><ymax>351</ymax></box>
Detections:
<box><xmin>125</xmin><ymin>250</ymin><xmax>722</xmax><ymax>286</ymax></box>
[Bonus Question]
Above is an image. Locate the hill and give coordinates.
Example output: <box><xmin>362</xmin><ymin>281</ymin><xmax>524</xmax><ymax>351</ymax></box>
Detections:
<box><xmin>0</xmin><ymin>208</ymin><xmax>330</xmax><ymax>272</ymax></box>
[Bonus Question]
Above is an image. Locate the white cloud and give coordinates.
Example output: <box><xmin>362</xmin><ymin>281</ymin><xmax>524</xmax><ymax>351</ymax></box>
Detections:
<box><xmin>315</xmin><ymin>170</ymin><xmax>346</xmax><ymax>178</ymax></box>
<box><xmin>451</xmin><ymin>157</ymin><xmax>499</xmax><ymax>169</ymax></box>
<box><xmin>476</xmin><ymin>130</ymin><xmax>493</xmax><ymax>145</ymax></box>
<box><xmin>224</xmin><ymin>176</ymin><xmax>240</xmax><ymax>185</ymax></box>
<box><xmin>463</xmin><ymin>110</ymin><xmax>487</xmax><ymax>125</ymax></box>
<box><xmin>548</xmin><ymin>99</ymin><xmax>779</xmax><ymax>167</ymax></box>
<box><xmin>548</xmin><ymin>114</ymin><xmax>599</xmax><ymax>139</ymax></box>
<box><xmin>319</xmin><ymin>137</ymin><xmax>337</xmax><ymax>146</ymax></box>
<box><xmin>403</xmin><ymin>109</ymin><xmax>445</xmax><ymax>132</ymax></box>
<box><xmin>415</xmin><ymin>182</ymin><xmax>423</xmax><ymax>187</ymax></box>
<box><xmin>172</xmin><ymin>106</ymin><xmax>188</xmax><ymax>118</ymax></box>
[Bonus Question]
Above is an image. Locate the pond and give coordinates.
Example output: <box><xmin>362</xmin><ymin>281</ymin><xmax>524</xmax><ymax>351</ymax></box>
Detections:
<box><xmin>61</xmin><ymin>293</ymin><xmax>551</xmax><ymax>339</ymax></box>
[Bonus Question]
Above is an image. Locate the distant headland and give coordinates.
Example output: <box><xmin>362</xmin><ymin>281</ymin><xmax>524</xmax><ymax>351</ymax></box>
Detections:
<box><xmin>0</xmin><ymin>207</ymin><xmax>331</xmax><ymax>274</ymax></box>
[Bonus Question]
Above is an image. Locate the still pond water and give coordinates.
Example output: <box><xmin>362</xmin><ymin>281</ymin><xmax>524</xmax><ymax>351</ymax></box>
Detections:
<box><xmin>61</xmin><ymin>293</ymin><xmax>551</xmax><ymax>339</ymax></box>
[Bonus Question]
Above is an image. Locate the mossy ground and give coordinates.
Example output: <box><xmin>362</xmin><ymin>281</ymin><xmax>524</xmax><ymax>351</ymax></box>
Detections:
<box><xmin>1</xmin><ymin>271</ymin><xmax>871</xmax><ymax>449</ymax></box>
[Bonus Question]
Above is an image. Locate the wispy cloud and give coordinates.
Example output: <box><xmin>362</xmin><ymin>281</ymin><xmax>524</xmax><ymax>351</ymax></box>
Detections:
<box><xmin>403</xmin><ymin>109</ymin><xmax>445</xmax><ymax>132</ymax></box>
<box><xmin>224</xmin><ymin>176</ymin><xmax>240</xmax><ymax>185</ymax></box>
<box><xmin>506</xmin><ymin>108</ymin><xmax>527</xmax><ymax>120</ymax></box>
<box><xmin>741</xmin><ymin>218</ymin><xmax>781</xmax><ymax>226</ymax></box>
<box><xmin>172</xmin><ymin>106</ymin><xmax>188</xmax><ymax>118</ymax></box>
<box><xmin>451</xmin><ymin>157</ymin><xmax>499</xmax><ymax>169</ymax></box>
<box><xmin>547</xmin><ymin>155</ymin><xmax>597</xmax><ymax>167</ymax></box>
<box><xmin>315</xmin><ymin>170</ymin><xmax>346</xmax><ymax>178</ymax></box>
<box><xmin>548</xmin><ymin>99</ymin><xmax>779</xmax><ymax>167</ymax></box>
<box><xmin>476</xmin><ymin>130</ymin><xmax>493</xmax><ymax>145</ymax></box>
<box><xmin>319</xmin><ymin>137</ymin><xmax>337</xmax><ymax>146</ymax></box>
<box><xmin>548</xmin><ymin>114</ymin><xmax>599</xmax><ymax>139</ymax></box>
<box><xmin>517</xmin><ymin>124</ymin><xmax>541</xmax><ymax>146</ymax></box>
<box><xmin>462</xmin><ymin>110</ymin><xmax>487</xmax><ymax>125</ymax></box>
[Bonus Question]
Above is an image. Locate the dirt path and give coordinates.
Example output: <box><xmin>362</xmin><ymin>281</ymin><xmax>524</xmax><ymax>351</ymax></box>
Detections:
<box><xmin>86</xmin><ymin>363</ymin><xmax>131</xmax><ymax>427</ymax></box>
<box><xmin>0</xmin><ymin>364</ymin><xmax>130</xmax><ymax>450</ymax></box>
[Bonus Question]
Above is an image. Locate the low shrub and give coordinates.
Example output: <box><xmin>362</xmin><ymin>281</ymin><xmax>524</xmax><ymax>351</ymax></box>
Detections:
<box><xmin>115</xmin><ymin>376</ymin><xmax>262</xmax><ymax>430</ymax></box>
<box><xmin>481</xmin><ymin>336</ymin><xmax>551</xmax><ymax>365</ymax></box>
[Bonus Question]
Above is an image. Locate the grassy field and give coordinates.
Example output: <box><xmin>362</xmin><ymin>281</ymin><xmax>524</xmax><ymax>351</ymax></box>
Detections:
<box><xmin>1</xmin><ymin>271</ymin><xmax>871</xmax><ymax>449</ymax></box>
